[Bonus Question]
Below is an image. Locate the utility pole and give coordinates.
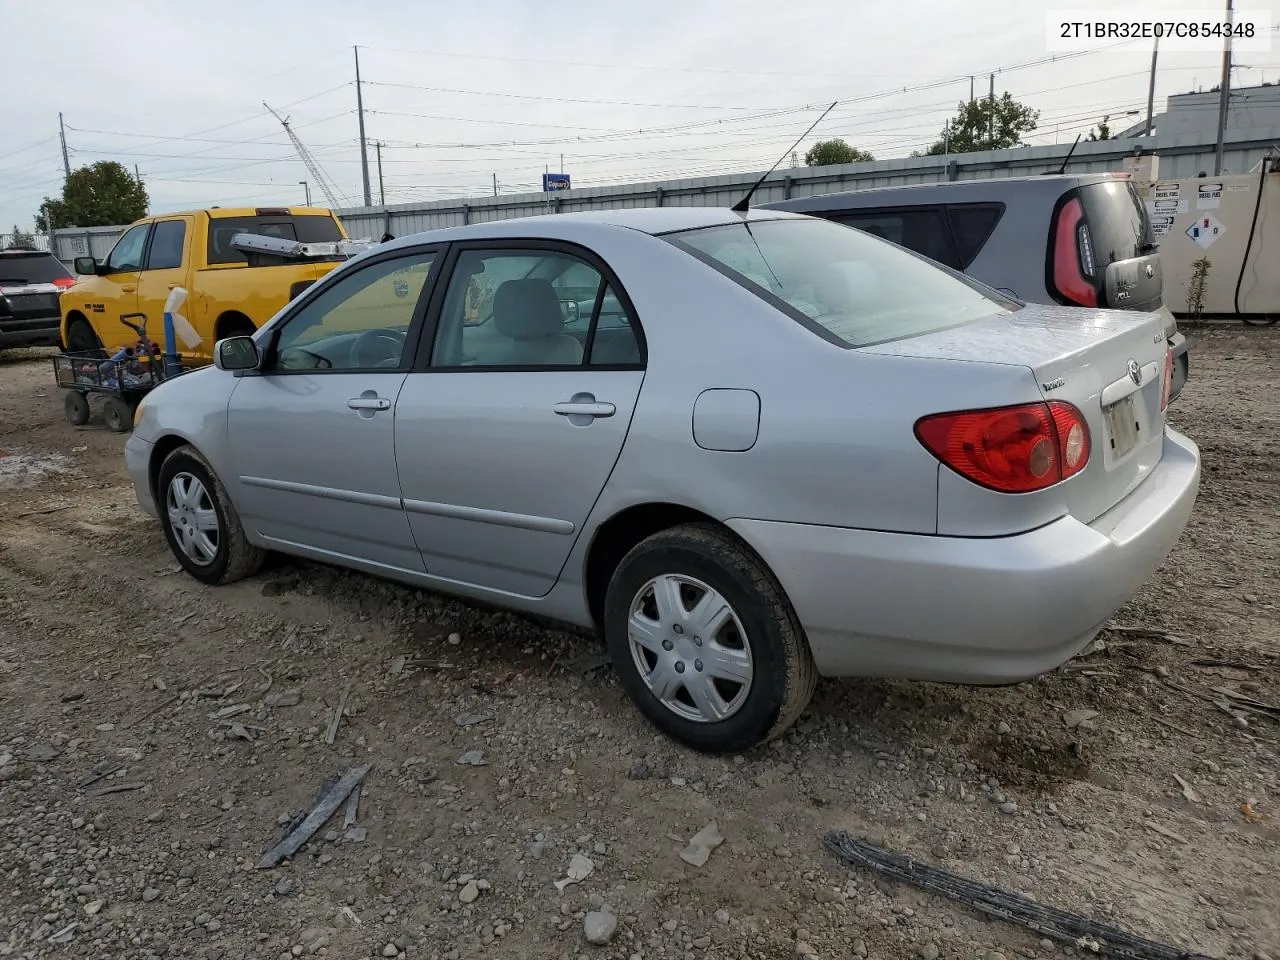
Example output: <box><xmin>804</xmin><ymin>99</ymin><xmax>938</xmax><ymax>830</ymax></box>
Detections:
<box><xmin>134</xmin><ymin>164</ymin><xmax>141</xmax><ymax>185</ymax></box>
<box><xmin>988</xmin><ymin>73</ymin><xmax>995</xmax><ymax>150</ymax></box>
<box><xmin>1214</xmin><ymin>0</ymin><xmax>1233</xmax><ymax>175</ymax></box>
<box><xmin>969</xmin><ymin>76</ymin><xmax>974</xmax><ymax>104</ymax></box>
<box><xmin>492</xmin><ymin>173</ymin><xmax>498</xmax><ymax>196</ymax></box>
<box><xmin>354</xmin><ymin>45</ymin><xmax>372</xmax><ymax>207</ymax></box>
<box><xmin>300</xmin><ymin>180</ymin><xmax>311</xmax><ymax>205</ymax></box>
<box><xmin>1144</xmin><ymin>36</ymin><xmax>1160</xmax><ymax>136</ymax></box>
<box><xmin>57</xmin><ymin>112</ymin><xmax>71</xmax><ymax>180</ymax></box>
<box><xmin>376</xmin><ymin>141</ymin><xmax>385</xmax><ymax>206</ymax></box>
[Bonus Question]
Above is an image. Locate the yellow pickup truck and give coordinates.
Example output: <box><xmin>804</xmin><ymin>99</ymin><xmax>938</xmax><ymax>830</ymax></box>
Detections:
<box><xmin>61</xmin><ymin>206</ymin><xmax>350</xmax><ymax>362</ymax></box>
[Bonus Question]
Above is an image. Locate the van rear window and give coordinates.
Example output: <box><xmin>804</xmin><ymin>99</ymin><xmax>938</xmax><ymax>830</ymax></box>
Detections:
<box><xmin>206</xmin><ymin>215</ymin><xmax>343</xmax><ymax>265</ymax></box>
<box><xmin>1078</xmin><ymin>180</ymin><xmax>1153</xmax><ymax>265</ymax></box>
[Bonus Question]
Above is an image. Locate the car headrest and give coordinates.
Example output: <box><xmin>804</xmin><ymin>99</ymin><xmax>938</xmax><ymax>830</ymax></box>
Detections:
<box><xmin>493</xmin><ymin>279</ymin><xmax>564</xmax><ymax>340</ymax></box>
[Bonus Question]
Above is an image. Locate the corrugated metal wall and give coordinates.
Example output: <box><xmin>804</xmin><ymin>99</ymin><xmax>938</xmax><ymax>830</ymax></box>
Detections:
<box><xmin>52</xmin><ymin>129</ymin><xmax>1280</xmax><ymax>259</ymax></box>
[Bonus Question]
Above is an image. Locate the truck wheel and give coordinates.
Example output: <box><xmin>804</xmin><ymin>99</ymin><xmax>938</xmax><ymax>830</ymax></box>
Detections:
<box><xmin>64</xmin><ymin>391</ymin><xmax>90</xmax><ymax>426</ymax></box>
<box><xmin>602</xmin><ymin>523</ymin><xmax>817</xmax><ymax>754</ymax></box>
<box><xmin>103</xmin><ymin>396</ymin><xmax>132</xmax><ymax>433</ymax></box>
<box><xmin>66</xmin><ymin>317</ymin><xmax>106</xmax><ymax>358</ymax></box>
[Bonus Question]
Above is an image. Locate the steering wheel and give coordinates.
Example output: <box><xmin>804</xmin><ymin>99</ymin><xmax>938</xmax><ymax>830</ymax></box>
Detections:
<box><xmin>350</xmin><ymin>328</ymin><xmax>406</xmax><ymax>369</ymax></box>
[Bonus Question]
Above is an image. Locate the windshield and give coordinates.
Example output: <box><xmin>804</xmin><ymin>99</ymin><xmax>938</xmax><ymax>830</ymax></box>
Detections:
<box><xmin>0</xmin><ymin>252</ymin><xmax>71</xmax><ymax>285</ymax></box>
<box><xmin>666</xmin><ymin>217</ymin><xmax>1015</xmax><ymax>348</ymax></box>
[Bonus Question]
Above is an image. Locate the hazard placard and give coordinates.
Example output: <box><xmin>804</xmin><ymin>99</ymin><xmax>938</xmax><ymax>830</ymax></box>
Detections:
<box><xmin>1186</xmin><ymin>215</ymin><xmax>1225</xmax><ymax>249</ymax></box>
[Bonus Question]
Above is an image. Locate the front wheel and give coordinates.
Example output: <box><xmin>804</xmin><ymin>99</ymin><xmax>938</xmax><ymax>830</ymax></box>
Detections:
<box><xmin>602</xmin><ymin>523</ymin><xmax>817</xmax><ymax>753</ymax></box>
<box><xmin>157</xmin><ymin>446</ymin><xmax>265</xmax><ymax>586</ymax></box>
<box><xmin>65</xmin><ymin>316</ymin><xmax>106</xmax><ymax>358</ymax></box>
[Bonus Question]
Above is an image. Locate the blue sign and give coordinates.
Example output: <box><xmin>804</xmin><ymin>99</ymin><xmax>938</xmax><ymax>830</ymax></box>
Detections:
<box><xmin>543</xmin><ymin>173</ymin><xmax>571</xmax><ymax>192</ymax></box>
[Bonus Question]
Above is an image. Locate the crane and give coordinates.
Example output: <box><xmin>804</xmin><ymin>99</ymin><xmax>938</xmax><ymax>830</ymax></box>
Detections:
<box><xmin>263</xmin><ymin>101</ymin><xmax>348</xmax><ymax>209</ymax></box>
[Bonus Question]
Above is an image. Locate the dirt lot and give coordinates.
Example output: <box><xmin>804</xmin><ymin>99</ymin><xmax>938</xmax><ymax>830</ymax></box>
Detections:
<box><xmin>1</xmin><ymin>327</ymin><xmax>1277</xmax><ymax>960</ymax></box>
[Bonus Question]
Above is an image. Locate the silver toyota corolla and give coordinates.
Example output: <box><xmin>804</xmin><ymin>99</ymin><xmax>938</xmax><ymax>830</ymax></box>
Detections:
<box><xmin>124</xmin><ymin>207</ymin><xmax>1200</xmax><ymax>752</ymax></box>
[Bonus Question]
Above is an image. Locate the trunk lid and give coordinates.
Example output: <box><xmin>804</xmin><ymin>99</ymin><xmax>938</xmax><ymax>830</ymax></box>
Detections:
<box><xmin>862</xmin><ymin>302</ymin><xmax>1169</xmax><ymax>524</ymax></box>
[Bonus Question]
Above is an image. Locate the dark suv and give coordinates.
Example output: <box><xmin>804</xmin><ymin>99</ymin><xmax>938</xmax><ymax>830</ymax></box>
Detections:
<box><xmin>0</xmin><ymin>247</ymin><xmax>75</xmax><ymax>350</ymax></box>
<box><xmin>764</xmin><ymin>174</ymin><xmax>1188</xmax><ymax>402</ymax></box>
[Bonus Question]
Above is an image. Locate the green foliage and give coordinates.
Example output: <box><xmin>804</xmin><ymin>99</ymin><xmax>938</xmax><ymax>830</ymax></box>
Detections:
<box><xmin>7</xmin><ymin>224</ymin><xmax>36</xmax><ymax>249</ymax></box>
<box><xmin>925</xmin><ymin>93</ymin><xmax>1040</xmax><ymax>155</ymax></box>
<box><xmin>804</xmin><ymin>139</ymin><xmax>874</xmax><ymax>166</ymax></box>
<box><xmin>35</xmin><ymin>161</ymin><xmax>148</xmax><ymax>231</ymax></box>
<box><xmin>1087</xmin><ymin>121</ymin><xmax>1112</xmax><ymax>141</ymax></box>
<box><xmin>1186</xmin><ymin>257</ymin><xmax>1211</xmax><ymax>323</ymax></box>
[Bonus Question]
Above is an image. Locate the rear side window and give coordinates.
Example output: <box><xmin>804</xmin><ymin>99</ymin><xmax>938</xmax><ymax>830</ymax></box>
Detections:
<box><xmin>1078</xmin><ymin>180</ymin><xmax>1152</xmax><ymax>265</ymax></box>
<box><xmin>667</xmin><ymin>218</ymin><xmax>1014</xmax><ymax>349</ymax></box>
<box><xmin>0</xmin><ymin>252</ymin><xmax>71</xmax><ymax>284</ymax></box>
<box><xmin>946</xmin><ymin>204</ymin><xmax>1004</xmax><ymax>268</ymax></box>
<box><xmin>831</xmin><ymin>208</ymin><xmax>960</xmax><ymax>268</ymax></box>
<box><xmin>206</xmin><ymin>215</ymin><xmax>343</xmax><ymax>264</ymax></box>
<box><xmin>146</xmin><ymin>220</ymin><xmax>186</xmax><ymax>270</ymax></box>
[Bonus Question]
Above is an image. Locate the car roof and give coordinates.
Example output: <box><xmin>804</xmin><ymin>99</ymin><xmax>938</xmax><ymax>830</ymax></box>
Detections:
<box><xmin>128</xmin><ymin>206</ymin><xmax>337</xmax><ymax>221</ymax></box>
<box><xmin>0</xmin><ymin>247</ymin><xmax>56</xmax><ymax>256</ymax></box>
<box><xmin>763</xmin><ymin>172</ymin><xmax>1128</xmax><ymax>212</ymax></box>
<box><xmin>376</xmin><ymin>206</ymin><xmax>809</xmax><ymax>253</ymax></box>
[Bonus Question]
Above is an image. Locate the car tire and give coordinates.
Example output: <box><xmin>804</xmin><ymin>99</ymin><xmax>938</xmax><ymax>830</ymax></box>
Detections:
<box><xmin>1241</xmin><ymin>315</ymin><xmax>1278</xmax><ymax>327</ymax></box>
<box><xmin>64</xmin><ymin>391</ymin><xmax>90</xmax><ymax>426</ymax></box>
<box><xmin>158</xmin><ymin>445</ymin><xmax>266</xmax><ymax>586</ymax></box>
<box><xmin>65</xmin><ymin>316</ymin><xmax>106</xmax><ymax>358</ymax></box>
<box><xmin>602</xmin><ymin>522</ymin><xmax>817</xmax><ymax>753</ymax></box>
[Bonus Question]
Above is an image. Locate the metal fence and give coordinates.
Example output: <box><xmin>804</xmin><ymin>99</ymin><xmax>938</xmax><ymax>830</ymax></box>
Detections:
<box><xmin>1</xmin><ymin>233</ymin><xmax>52</xmax><ymax>253</ymax></box>
<box><xmin>51</xmin><ymin>127</ymin><xmax>1280</xmax><ymax>259</ymax></box>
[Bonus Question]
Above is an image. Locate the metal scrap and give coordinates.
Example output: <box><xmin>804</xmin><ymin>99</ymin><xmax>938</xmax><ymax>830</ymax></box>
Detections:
<box><xmin>824</xmin><ymin>831</ymin><xmax>1213</xmax><ymax>960</ymax></box>
<box><xmin>256</xmin><ymin>764</ymin><xmax>371</xmax><ymax>869</ymax></box>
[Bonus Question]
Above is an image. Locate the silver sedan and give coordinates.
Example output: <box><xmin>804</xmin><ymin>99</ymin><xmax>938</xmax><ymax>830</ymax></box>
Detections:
<box><xmin>124</xmin><ymin>207</ymin><xmax>1200</xmax><ymax>752</ymax></box>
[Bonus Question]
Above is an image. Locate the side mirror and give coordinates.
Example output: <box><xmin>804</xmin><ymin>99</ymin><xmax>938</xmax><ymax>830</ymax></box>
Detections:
<box><xmin>560</xmin><ymin>299</ymin><xmax>580</xmax><ymax>325</ymax></box>
<box><xmin>214</xmin><ymin>336</ymin><xmax>260</xmax><ymax>372</ymax></box>
<box><xmin>73</xmin><ymin>256</ymin><xmax>99</xmax><ymax>276</ymax></box>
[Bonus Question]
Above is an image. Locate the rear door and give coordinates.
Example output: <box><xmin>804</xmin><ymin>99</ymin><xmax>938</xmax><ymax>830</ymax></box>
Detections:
<box><xmin>394</xmin><ymin>242</ymin><xmax>646</xmax><ymax>598</ymax></box>
<box><xmin>1052</xmin><ymin>180</ymin><xmax>1164</xmax><ymax>311</ymax></box>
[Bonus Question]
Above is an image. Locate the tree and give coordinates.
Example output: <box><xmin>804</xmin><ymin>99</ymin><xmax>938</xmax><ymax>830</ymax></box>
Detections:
<box><xmin>924</xmin><ymin>93</ymin><xmax>1040</xmax><ymax>156</ymax></box>
<box><xmin>1087</xmin><ymin>120</ymin><xmax>1112</xmax><ymax>141</ymax></box>
<box><xmin>7</xmin><ymin>224</ymin><xmax>35</xmax><ymax>249</ymax></box>
<box><xmin>35</xmin><ymin>161</ymin><xmax>148</xmax><ymax>231</ymax></box>
<box><xmin>804</xmin><ymin>138</ymin><xmax>874</xmax><ymax>166</ymax></box>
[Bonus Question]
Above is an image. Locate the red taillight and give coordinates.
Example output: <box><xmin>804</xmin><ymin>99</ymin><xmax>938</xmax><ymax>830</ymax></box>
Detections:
<box><xmin>52</xmin><ymin>276</ymin><xmax>75</xmax><ymax>290</ymax></box>
<box><xmin>1160</xmin><ymin>346</ymin><xmax>1173</xmax><ymax>412</ymax></box>
<box><xmin>915</xmin><ymin>401</ymin><xmax>1091</xmax><ymax>494</ymax></box>
<box><xmin>1051</xmin><ymin>197</ymin><xmax>1098</xmax><ymax>307</ymax></box>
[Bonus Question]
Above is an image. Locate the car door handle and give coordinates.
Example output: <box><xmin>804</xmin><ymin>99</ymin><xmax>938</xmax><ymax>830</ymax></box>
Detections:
<box><xmin>347</xmin><ymin>397</ymin><xmax>391</xmax><ymax>411</ymax></box>
<box><xmin>553</xmin><ymin>401</ymin><xmax>615</xmax><ymax>418</ymax></box>
<box><xmin>122</xmin><ymin>285</ymin><xmax>136</xmax><ymax>293</ymax></box>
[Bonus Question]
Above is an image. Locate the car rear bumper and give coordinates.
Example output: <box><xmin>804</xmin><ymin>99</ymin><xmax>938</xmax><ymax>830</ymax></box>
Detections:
<box><xmin>0</xmin><ymin>316</ymin><xmax>62</xmax><ymax>349</ymax></box>
<box><xmin>727</xmin><ymin>427</ymin><xmax>1200</xmax><ymax>684</ymax></box>
<box><xmin>124</xmin><ymin>434</ymin><xmax>159</xmax><ymax>518</ymax></box>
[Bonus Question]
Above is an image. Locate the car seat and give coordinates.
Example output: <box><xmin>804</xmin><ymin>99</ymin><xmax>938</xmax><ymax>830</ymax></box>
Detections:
<box><xmin>488</xmin><ymin>279</ymin><xmax>582</xmax><ymax>366</ymax></box>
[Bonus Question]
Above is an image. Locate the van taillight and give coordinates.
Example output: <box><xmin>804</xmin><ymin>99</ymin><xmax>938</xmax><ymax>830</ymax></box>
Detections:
<box><xmin>1052</xmin><ymin>197</ymin><xmax>1098</xmax><ymax>307</ymax></box>
<box><xmin>52</xmin><ymin>276</ymin><xmax>76</xmax><ymax>290</ymax></box>
<box><xmin>915</xmin><ymin>401</ymin><xmax>1091</xmax><ymax>493</ymax></box>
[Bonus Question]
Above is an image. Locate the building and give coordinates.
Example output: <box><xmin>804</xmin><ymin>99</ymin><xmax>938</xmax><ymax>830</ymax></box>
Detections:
<box><xmin>1119</xmin><ymin>82</ymin><xmax>1280</xmax><ymax>142</ymax></box>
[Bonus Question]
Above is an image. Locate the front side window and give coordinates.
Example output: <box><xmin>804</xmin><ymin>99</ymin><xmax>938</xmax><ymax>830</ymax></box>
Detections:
<box><xmin>105</xmin><ymin>224</ymin><xmax>150</xmax><ymax>273</ymax></box>
<box><xmin>272</xmin><ymin>252</ymin><xmax>435</xmax><ymax>372</ymax></box>
<box><xmin>667</xmin><ymin>217</ymin><xmax>1014</xmax><ymax>348</ymax></box>
<box><xmin>431</xmin><ymin>248</ymin><xmax>641</xmax><ymax>369</ymax></box>
<box><xmin>146</xmin><ymin>220</ymin><xmax>187</xmax><ymax>270</ymax></box>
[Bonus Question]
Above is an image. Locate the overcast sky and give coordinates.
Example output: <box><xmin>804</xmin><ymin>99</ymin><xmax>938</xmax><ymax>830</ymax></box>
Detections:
<box><xmin>2</xmin><ymin>0</ymin><xmax>1274</xmax><ymax>231</ymax></box>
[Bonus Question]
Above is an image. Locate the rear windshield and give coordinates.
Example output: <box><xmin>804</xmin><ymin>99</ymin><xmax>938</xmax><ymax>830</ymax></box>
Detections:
<box><xmin>666</xmin><ymin>217</ymin><xmax>1014</xmax><ymax>348</ymax></box>
<box><xmin>206</xmin><ymin>215</ymin><xmax>343</xmax><ymax>265</ymax></box>
<box><xmin>0</xmin><ymin>251</ymin><xmax>71</xmax><ymax>284</ymax></box>
<box><xmin>1079</xmin><ymin>180</ymin><xmax>1153</xmax><ymax>264</ymax></box>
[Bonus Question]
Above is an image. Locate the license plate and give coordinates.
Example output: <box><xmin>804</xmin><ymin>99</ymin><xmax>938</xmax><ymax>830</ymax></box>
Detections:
<box><xmin>1104</xmin><ymin>395</ymin><xmax>1140</xmax><ymax>458</ymax></box>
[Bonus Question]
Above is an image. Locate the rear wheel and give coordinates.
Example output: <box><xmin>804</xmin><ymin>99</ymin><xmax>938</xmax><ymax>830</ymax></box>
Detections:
<box><xmin>65</xmin><ymin>316</ymin><xmax>106</xmax><ymax>358</ymax></box>
<box><xmin>602</xmin><ymin>523</ymin><xmax>816</xmax><ymax>753</ymax></box>
<box><xmin>158</xmin><ymin>446</ymin><xmax>265</xmax><ymax>585</ymax></box>
<box><xmin>63</xmin><ymin>391</ymin><xmax>90</xmax><ymax>426</ymax></box>
<box><xmin>1241</xmin><ymin>315</ymin><xmax>1278</xmax><ymax>327</ymax></box>
<box><xmin>103</xmin><ymin>396</ymin><xmax>132</xmax><ymax>433</ymax></box>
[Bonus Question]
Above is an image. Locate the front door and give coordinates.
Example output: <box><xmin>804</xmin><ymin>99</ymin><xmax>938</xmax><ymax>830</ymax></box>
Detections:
<box><xmin>94</xmin><ymin>222</ymin><xmax>150</xmax><ymax>351</ymax></box>
<box><xmin>136</xmin><ymin>217</ymin><xmax>192</xmax><ymax>354</ymax></box>
<box><xmin>395</xmin><ymin>244</ymin><xmax>646</xmax><ymax>597</ymax></box>
<box><xmin>227</xmin><ymin>249</ymin><xmax>439</xmax><ymax>572</ymax></box>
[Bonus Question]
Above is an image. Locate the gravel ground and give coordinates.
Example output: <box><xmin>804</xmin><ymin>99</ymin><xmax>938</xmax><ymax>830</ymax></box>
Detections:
<box><xmin>0</xmin><ymin>326</ymin><xmax>1277</xmax><ymax>960</ymax></box>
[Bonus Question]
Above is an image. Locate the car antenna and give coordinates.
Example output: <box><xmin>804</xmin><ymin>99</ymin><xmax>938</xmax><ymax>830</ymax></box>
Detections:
<box><xmin>730</xmin><ymin>100</ymin><xmax>838</xmax><ymax>214</ymax></box>
<box><xmin>1046</xmin><ymin>134</ymin><xmax>1082</xmax><ymax>176</ymax></box>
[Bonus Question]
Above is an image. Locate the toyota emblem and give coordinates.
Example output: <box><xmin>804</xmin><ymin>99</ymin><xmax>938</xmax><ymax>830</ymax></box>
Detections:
<box><xmin>1145</xmin><ymin>264</ymin><xmax>1155</xmax><ymax>279</ymax></box>
<box><xmin>1127</xmin><ymin>358</ymin><xmax>1142</xmax><ymax>385</ymax></box>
